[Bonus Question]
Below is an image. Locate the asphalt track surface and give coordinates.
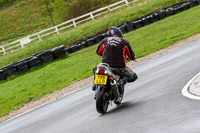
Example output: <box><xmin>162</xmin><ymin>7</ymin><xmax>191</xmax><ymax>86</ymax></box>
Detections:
<box><xmin>1</xmin><ymin>40</ymin><xmax>200</xmax><ymax>133</ymax></box>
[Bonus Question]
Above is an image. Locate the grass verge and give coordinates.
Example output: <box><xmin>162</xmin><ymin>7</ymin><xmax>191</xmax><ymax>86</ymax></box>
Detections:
<box><xmin>0</xmin><ymin>5</ymin><xmax>200</xmax><ymax>117</ymax></box>
<box><xmin>0</xmin><ymin>0</ymin><xmax>186</xmax><ymax>68</ymax></box>
<box><xmin>0</xmin><ymin>0</ymin><xmax>120</xmax><ymax>46</ymax></box>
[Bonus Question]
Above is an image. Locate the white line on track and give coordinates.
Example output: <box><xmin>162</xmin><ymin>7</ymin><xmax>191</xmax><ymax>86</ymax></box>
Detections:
<box><xmin>182</xmin><ymin>72</ymin><xmax>200</xmax><ymax>100</ymax></box>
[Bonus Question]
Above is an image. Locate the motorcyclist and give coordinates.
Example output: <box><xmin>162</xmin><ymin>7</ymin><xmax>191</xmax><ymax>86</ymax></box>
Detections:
<box><xmin>93</xmin><ymin>27</ymin><xmax>138</xmax><ymax>91</ymax></box>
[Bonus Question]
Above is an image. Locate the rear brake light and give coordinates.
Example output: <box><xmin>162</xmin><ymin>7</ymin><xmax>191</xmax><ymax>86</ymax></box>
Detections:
<box><xmin>99</xmin><ymin>68</ymin><xmax>105</xmax><ymax>74</ymax></box>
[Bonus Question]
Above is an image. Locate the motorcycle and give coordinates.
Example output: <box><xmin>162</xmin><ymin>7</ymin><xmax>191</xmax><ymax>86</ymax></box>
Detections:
<box><xmin>93</xmin><ymin>63</ymin><xmax>126</xmax><ymax>114</ymax></box>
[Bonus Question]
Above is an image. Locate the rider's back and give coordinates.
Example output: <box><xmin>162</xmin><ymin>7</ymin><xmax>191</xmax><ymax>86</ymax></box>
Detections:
<box><xmin>96</xmin><ymin>36</ymin><xmax>135</xmax><ymax>68</ymax></box>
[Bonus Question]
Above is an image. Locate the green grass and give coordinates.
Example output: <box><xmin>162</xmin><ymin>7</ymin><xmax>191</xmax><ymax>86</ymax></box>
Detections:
<box><xmin>0</xmin><ymin>0</ymin><xmax>186</xmax><ymax>68</ymax></box>
<box><xmin>0</xmin><ymin>5</ymin><xmax>200</xmax><ymax>117</ymax></box>
<box><xmin>0</xmin><ymin>0</ymin><xmax>22</xmax><ymax>9</ymax></box>
<box><xmin>0</xmin><ymin>0</ymin><xmax>52</xmax><ymax>46</ymax></box>
<box><xmin>0</xmin><ymin>0</ymin><xmax>122</xmax><ymax>46</ymax></box>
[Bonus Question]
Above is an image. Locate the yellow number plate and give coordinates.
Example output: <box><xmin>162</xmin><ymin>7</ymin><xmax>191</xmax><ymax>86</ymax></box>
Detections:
<box><xmin>94</xmin><ymin>75</ymin><xmax>108</xmax><ymax>85</ymax></box>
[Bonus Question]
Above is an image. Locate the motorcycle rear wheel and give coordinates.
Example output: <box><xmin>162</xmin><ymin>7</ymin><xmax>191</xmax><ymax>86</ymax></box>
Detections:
<box><xmin>96</xmin><ymin>86</ymin><xmax>109</xmax><ymax>114</ymax></box>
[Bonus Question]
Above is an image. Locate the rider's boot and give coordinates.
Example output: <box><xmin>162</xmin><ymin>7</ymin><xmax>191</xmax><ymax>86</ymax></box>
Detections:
<box><xmin>126</xmin><ymin>73</ymin><xmax>138</xmax><ymax>83</ymax></box>
<box><xmin>114</xmin><ymin>96</ymin><xmax>122</xmax><ymax>103</ymax></box>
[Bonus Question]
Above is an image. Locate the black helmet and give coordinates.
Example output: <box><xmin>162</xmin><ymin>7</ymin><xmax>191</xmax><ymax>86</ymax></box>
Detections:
<box><xmin>107</xmin><ymin>27</ymin><xmax>123</xmax><ymax>38</ymax></box>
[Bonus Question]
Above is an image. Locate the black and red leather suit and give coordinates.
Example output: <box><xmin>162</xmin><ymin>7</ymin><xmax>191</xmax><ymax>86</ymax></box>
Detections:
<box><xmin>96</xmin><ymin>35</ymin><xmax>137</xmax><ymax>82</ymax></box>
<box><xmin>96</xmin><ymin>36</ymin><xmax>135</xmax><ymax>67</ymax></box>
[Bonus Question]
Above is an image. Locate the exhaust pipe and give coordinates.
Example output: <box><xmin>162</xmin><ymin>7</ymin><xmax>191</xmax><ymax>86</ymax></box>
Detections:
<box><xmin>110</xmin><ymin>80</ymin><xmax>119</xmax><ymax>98</ymax></box>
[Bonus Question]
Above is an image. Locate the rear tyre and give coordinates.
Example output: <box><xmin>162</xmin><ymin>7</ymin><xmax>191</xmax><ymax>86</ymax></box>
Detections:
<box><xmin>96</xmin><ymin>86</ymin><xmax>109</xmax><ymax>114</ymax></box>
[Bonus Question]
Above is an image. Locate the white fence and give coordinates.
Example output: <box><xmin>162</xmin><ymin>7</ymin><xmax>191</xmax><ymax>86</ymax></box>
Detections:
<box><xmin>0</xmin><ymin>0</ymin><xmax>137</xmax><ymax>56</ymax></box>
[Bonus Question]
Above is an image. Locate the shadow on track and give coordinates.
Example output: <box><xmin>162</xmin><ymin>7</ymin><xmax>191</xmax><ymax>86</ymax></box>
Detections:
<box><xmin>99</xmin><ymin>101</ymin><xmax>140</xmax><ymax>116</ymax></box>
